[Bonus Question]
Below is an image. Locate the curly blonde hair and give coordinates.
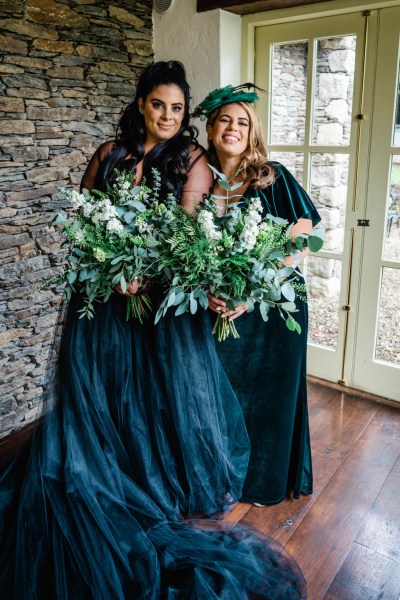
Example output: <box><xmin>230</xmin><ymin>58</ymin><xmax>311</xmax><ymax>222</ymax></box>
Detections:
<box><xmin>206</xmin><ymin>101</ymin><xmax>275</xmax><ymax>190</ymax></box>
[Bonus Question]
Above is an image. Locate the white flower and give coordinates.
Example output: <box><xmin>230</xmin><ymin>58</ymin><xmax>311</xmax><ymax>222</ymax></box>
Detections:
<box><xmin>198</xmin><ymin>210</ymin><xmax>222</xmax><ymax>242</ymax></box>
<box><xmin>106</xmin><ymin>218</ymin><xmax>124</xmax><ymax>234</ymax></box>
<box><xmin>93</xmin><ymin>247</ymin><xmax>107</xmax><ymax>262</ymax></box>
<box><xmin>91</xmin><ymin>213</ymin><xmax>103</xmax><ymax>225</ymax></box>
<box><xmin>69</xmin><ymin>190</ymin><xmax>86</xmax><ymax>209</ymax></box>
<box><xmin>82</xmin><ymin>203</ymin><xmax>94</xmax><ymax>218</ymax></box>
<box><xmin>74</xmin><ymin>230</ymin><xmax>86</xmax><ymax>243</ymax></box>
<box><xmin>137</xmin><ymin>219</ymin><xmax>152</xmax><ymax>234</ymax></box>
<box><xmin>98</xmin><ymin>198</ymin><xmax>117</xmax><ymax>221</ymax></box>
<box><xmin>238</xmin><ymin>220</ymin><xmax>259</xmax><ymax>251</ymax></box>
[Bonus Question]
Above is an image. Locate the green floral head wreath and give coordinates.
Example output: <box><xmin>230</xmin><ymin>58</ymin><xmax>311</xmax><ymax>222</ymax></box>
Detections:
<box><xmin>191</xmin><ymin>83</ymin><xmax>261</xmax><ymax>121</ymax></box>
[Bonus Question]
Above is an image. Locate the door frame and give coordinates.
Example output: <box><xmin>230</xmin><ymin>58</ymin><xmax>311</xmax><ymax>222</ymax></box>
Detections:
<box><xmin>242</xmin><ymin>0</ymin><xmax>400</xmax><ymax>401</ymax></box>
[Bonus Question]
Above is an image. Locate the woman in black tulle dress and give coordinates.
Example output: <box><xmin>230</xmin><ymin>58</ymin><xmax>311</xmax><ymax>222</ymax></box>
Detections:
<box><xmin>0</xmin><ymin>62</ymin><xmax>306</xmax><ymax>599</ymax></box>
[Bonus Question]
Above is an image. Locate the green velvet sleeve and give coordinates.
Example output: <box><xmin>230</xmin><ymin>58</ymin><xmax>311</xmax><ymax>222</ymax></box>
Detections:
<box><xmin>260</xmin><ymin>162</ymin><xmax>321</xmax><ymax>226</ymax></box>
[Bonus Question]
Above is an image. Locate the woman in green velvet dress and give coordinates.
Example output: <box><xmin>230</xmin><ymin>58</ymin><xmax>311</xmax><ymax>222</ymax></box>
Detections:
<box><xmin>193</xmin><ymin>86</ymin><xmax>321</xmax><ymax>506</ymax></box>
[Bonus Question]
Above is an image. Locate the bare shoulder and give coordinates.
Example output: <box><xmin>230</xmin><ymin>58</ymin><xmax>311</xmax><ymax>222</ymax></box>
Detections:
<box><xmin>96</xmin><ymin>139</ymin><xmax>117</xmax><ymax>162</ymax></box>
<box><xmin>189</xmin><ymin>143</ymin><xmax>208</xmax><ymax>160</ymax></box>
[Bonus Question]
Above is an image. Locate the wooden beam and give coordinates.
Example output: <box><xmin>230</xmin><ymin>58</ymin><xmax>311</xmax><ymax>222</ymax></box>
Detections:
<box><xmin>197</xmin><ymin>0</ymin><xmax>335</xmax><ymax>16</ymax></box>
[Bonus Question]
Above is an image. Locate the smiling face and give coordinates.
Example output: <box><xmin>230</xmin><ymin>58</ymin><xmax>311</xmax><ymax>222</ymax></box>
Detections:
<box><xmin>139</xmin><ymin>84</ymin><xmax>185</xmax><ymax>147</ymax></box>
<box><xmin>207</xmin><ymin>103</ymin><xmax>250</xmax><ymax>160</ymax></box>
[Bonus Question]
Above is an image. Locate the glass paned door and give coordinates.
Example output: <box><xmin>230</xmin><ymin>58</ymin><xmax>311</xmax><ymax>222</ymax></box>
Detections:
<box><xmin>353</xmin><ymin>6</ymin><xmax>400</xmax><ymax>399</ymax></box>
<box><xmin>255</xmin><ymin>14</ymin><xmax>366</xmax><ymax>383</ymax></box>
<box><xmin>253</xmin><ymin>7</ymin><xmax>400</xmax><ymax>401</ymax></box>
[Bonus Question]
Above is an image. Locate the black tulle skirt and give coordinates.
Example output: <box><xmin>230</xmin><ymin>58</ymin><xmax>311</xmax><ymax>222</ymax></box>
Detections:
<box><xmin>0</xmin><ymin>290</ymin><xmax>306</xmax><ymax>599</ymax></box>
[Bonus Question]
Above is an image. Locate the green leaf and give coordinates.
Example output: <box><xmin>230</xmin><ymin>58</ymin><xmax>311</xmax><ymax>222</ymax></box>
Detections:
<box><xmin>286</xmin><ymin>316</ymin><xmax>296</xmax><ymax>331</ymax></box>
<box><xmin>198</xmin><ymin>290</ymin><xmax>209</xmax><ymax>310</ymax></box>
<box><xmin>308</xmin><ymin>235</ymin><xmax>324</xmax><ymax>253</ymax></box>
<box><xmin>276</xmin><ymin>266</ymin><xmax>293</xmax><ymax>278</ymax></box>
<box><xmin>173</xmin><ymin>291</ymin><xmax>186</xmax><ymax>305</ymax></box>
<box><xmin>281</xmin><ymin>282</ymin><xmax>296</xmax><ymax>302</ymax></box>
<box><xmin>131</xmin><ymin>200</ymin><xmax>146</xmax><ymax>212</ymax></box>
<box><xmin>265</xmin><ymin>213</ymin><xmax>288</xmax><ymax>226</ymax></box>
<box><xmin>175</xmin><ymin>300</ymin><xmax>189</xmax><ymax>316</ymax></box>
<box><xmin>228</xmin><ymin>181</ymin><xmax>244</xmax><ymax>191</ymax></box>
<box><xmin>281</xmin><ymin>301</ymin><xmax>296</xmax><ymax>312</ymax></box>
<box><xmin>167</xmin><ymin>290</ymin><xmax>176</xmax><ymax>308</ymax></box>
<box><xmin>111</xmin><ymin>273</ymin><xmax>122</xmax><ymax>286</ymax></box>
<box><xmin>67</xmin><ymin>271</ymin><xmax>77</xmax><ymax>284</ymax></box>
<box><xmin>55</xmin><ymin>213</ymin><xmax>68</xmax><ymax>224</ymax></box>
<box><xmin>260</xmin><ymin>302</ymin><xmax>270</xmax><ymax>322</ymax></box>
<box><xmin>294</xmin><ymin>321</ymin><xmax>302</xmax><ymax>334</ymax></box>
<box><xmin>246</xmin><ymin>297</ymin><xmax>255</xmax><ymax>313</ymax></box>
<box><xmin>218</xmin><ymin>180</ymin><xmax>232</xmax><ymax>191</ymax></box>
<box><xmin>208</xmin><ymin>164</ymin><xmax>227</xmax><ymax>181</ymax></box>
<box><xmin>120</xmin><ymin>274</ymin><xmax>127</xmax><ymax>293</ymax></box>
<box><xmin>189</xmin><ymin>295</ymin><xmax>198</xmax><ymax>314</ymax></box>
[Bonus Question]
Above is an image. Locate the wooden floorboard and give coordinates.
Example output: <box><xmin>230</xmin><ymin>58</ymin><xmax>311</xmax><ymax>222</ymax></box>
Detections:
<box><xmin>230</xmin><ymin>385</ymin><xmax>400</xmax><ymax>599</ymax></box>
<box><xmin>323</xmin><ymin>542</ymin><xmax>400</xmax><ymax>600</ymax></box>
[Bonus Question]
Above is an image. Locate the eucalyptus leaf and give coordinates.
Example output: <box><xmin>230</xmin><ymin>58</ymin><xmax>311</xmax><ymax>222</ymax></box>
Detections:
<box><xmin>173</xmin><ymin>291</ymin><xmax>186</xmax><ymax>305</ymax></box>
<box><xmin>67</xmin><ymin>271</ymin><xmax>77</xmax><ymax>284</ymax></box>
<box><xmin>167</xmin><ymin>290</ymin><xmax>176</xmax><ymax>308</ymax></box>
<box><xmin>55</xmin><ymin>213</ymin><xmax>68</xmax><ymax>225</ymax></box>
<box><xmin>120</xmin><ymin>275</ymin><xmax>127</xmax><ymax>293</ymax></box>
<box><xmin>228</xmin><ymin>181</ymin><xmax>244</xmax><ymax>191</ymax></box>
<box><xmin>189</xmin><ymin>295</ymin><xmax>198</xmax><ymax>314</ymax></box>
<box><xmin>281</xmin><ymin>282</ymin><xmax>296</xmax><ymax>302</ymax></box>
<box><xmin>246</xmin><ymin>297</ymin><xmax>255</xmax><ymax>313</ymax></box>
<box><xmin>308</xmin><ymin>235</ymin><xmax>324</xmax><ymax>253</ymax></box>
<box><xmin>281</xmin><ymin>301</ymin><xmax>296</xmax><ymax>312</ymax></box>
<box><xmin>198</xmin><ymin>290</ymin><xmax>209</xmax><ymax>310</ymax></box>
<box><xmin>259</xmin><ymin>302</ymin><xmax>270</xmax><ymax>322</ymax></box>
<box><xmin>265</xmin><ymin>213</ymin><xmax>288</xmax><ymax>226</ymax></box>
<box><xmin>175</xmin><ymin>300</ymin><xmax>189</xmax><ymax>316</ymax></box>
<box><xmin>131</xmin><ymin>200</ymin><xmax>146</xmax><ymax>212</ymax></box>
<box><xmin>208</xmin><ymin>164</ymin><xmax>227</xmax><ymax>181</ymax></box>
<box><xmin>286</xmin><ymin>316</ymin><xmax>296</xmax><ymax>331</ymax></box>
<box><xmin>218</xmin><ymin>180</ymin><xmax>232</xmax><ymax>191</ymax></box>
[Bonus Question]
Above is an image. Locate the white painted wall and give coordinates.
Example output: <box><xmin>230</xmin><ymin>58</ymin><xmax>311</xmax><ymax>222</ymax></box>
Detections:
<box><xmin>153</xmin><ymin>0</ymin><xmax>241</xmax><ymax>142</ymax></box>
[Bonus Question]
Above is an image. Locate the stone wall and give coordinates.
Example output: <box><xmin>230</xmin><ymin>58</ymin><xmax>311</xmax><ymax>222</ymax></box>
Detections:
<box><xmin>269</xmin><ymin>36</ymin><xmax>356</xmax><ymax>299</ymax></box>
<box><xmin>0</xmin><ymin>0</ymin><xmax>153</xmax><ymax>438</ymax></box>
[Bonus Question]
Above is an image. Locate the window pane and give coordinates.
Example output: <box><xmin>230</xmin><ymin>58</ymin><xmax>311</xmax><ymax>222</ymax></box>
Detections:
<box><xmin>393</xmin><ymin>53</ymin><xmax>400</xmax><ymax>146</ymax></box>
<box><xmin>312</xmin><ymin>35</ymin><xmax>356</xmax><ymax>146</ymax></box>
<box><xmin>271</xmin><ymin>41</ymin><xmax>308</xmax><ymax>145</ymax></box>
<box><xmin>310</xmin><ymin>153</ymin><xmax>349</xmax><ymax>252</ymax></box>
<box><xmin>375</xmin><ymin>267</ymin><xmax>400</xmax><ymax>365</ymax></box>
<box><xmin>269</xmin><ymin>152</ymin><xmax>304</xmax><ymax>185</ymax></box>
<box><xmin>305</xmin><ymin>256</ymin><xmax>342</xmax><ymax>349</ymax></box>
<box><xmin>383</xmin><ymin>156</ymin><xmax>400</xmax><ymax>261</ymax></box>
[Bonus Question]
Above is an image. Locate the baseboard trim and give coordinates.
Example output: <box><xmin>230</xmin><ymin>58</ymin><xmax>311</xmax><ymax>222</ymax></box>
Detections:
<box><xmin>307</xmin><ymin>375</ymin><xmax>400</xmax><ymax>409</ymax></box>
<box><xmin>0</xmin><ymin>419</ymin><xmax>42</xmax><ymax>471</ymax></box>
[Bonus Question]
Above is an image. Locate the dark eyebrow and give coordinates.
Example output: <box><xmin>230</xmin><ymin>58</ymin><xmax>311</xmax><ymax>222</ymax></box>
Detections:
<box><xmin>151</xmin><ymin>98</ymin><xmax>183</xmax><ymax>107</ymax></box>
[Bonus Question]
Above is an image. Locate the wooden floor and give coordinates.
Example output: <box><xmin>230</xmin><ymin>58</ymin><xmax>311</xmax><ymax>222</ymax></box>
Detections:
<box><xmin>223</xmin><ymin>382</ymin><xmax>400</xmax><ymax>600</ymax></box>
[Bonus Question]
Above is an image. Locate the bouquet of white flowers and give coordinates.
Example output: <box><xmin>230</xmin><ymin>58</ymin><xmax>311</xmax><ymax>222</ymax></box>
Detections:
<box><xmin>51</xmin><ymin>170</ymin><xmax>162</xmax><ymax>321</ymax></box>
<box><xmin>154</xmin><ymin>169</ymin><xmax>324</xmax><ymax>341</ymax></box>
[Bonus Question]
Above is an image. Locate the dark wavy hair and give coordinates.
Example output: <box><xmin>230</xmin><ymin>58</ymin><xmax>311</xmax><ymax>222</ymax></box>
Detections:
<box><xmin>95</xmin><ymin>60</ymin><xmax>198</xmax><ymax>198</ymax></box>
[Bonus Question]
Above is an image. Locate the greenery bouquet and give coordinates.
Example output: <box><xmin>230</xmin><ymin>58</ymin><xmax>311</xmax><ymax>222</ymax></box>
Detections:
<box><xmin>52</xmin><ymin>170</ymin><xmax>162</xmax><ymax>321</ymax></box>
<box><xmin>154</xmin><ymin>168</ymin><xmax>324</xmax><ymax>341</ymax></box>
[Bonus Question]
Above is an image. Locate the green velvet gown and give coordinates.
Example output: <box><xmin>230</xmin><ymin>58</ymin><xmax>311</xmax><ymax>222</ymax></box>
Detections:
<box><xmin>215</xmin><ymin>162</ymin><xmax>321</xmax><ymax>505</ymax></box>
